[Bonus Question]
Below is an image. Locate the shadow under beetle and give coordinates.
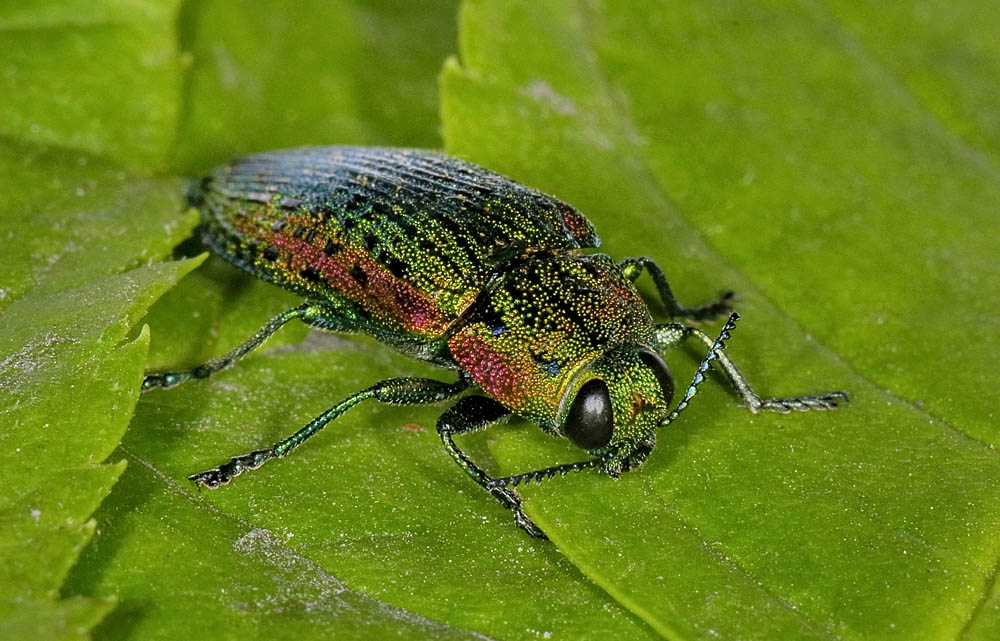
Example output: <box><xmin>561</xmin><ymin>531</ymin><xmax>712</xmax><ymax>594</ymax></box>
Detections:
<box><xmin>144</xmin><ymin>146</ymin><xmax>847</xmax><ymax>538</ymax></box>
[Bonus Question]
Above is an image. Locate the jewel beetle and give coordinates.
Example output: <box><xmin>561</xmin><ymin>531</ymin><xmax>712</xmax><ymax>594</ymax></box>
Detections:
<box><xmin>144</xmin><ymin>146</ymin><xmax>847</xmax><ymax>538</ymax></box>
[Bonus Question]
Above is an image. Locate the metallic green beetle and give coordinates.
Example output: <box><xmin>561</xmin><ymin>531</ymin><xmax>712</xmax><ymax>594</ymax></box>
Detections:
<box><xmin>144</xmin><ymin>146</ymin><xmax>846</xmax><ymax>538</ymax></box>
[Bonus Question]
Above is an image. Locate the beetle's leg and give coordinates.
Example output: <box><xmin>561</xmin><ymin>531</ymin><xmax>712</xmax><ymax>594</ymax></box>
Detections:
<box><xmin>486</xmin><ymin>317</ymin><xmax>745</xmax><ymax>507</ymax></box>
<box><xmin>143</xmin><ymin>301</ymin><xmax>342</xmax><ymax>390</ymax></box>
<box><xmin>190</xmin><ymin>377</ymin><xmax>469</xmax><ymax>488</ymax></box>
<box><xmin>458</xmin><ymin>323</ymin><xmax>744</xmax><ymax>534</ymax></box>
<box><xmin>653</xmin><ymin>321</ymin><xmax>848</xmax><ymax>413</ymax></box>
<box><xmin>437</xmin><ymin>396</ymin><xmax>547</xmax><ymax>539</ymax></box>
<box><xmin>619</xmin><ymin>256</ymin><xmax>734</xmax><ymax>321</ymax></box>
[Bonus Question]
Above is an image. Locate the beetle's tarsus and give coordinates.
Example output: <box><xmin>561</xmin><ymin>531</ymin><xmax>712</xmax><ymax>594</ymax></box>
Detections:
<box><xmin>189</xmin><ymin>468</ymin><xmax>233</xmax><ymax>489</ymax></box>
<box><xmin>189</xmin><ymin>449</ymin><xmax>274</xmax><ymax>488</ymax></box>
<box><xmin>488</xmin><ymin>485</ymin><xmax>522</xmax><ymax>510</ymax></box>
<box><xmin>142</xmin><ymin>372</ymin><xmax>185</xmax><ymax>391</ymax></box>
<box><xmin>756</xmin><ymin>391</ymin><xmax>849</xmax><ymax>413</ymax></box>
<box><xmin>673</xmin><ymin>290</ymin><xmax>737</xmax><ymax>322</ymax></box>
<box><xmin>143</xmin><ymin>304</ymin><xmax>317</xmax><ymax>393</ymax></box>
<box><xmin>655</xmin><ymin>320</ymin><xmax>848</xmax><ymax>418</ymax></box>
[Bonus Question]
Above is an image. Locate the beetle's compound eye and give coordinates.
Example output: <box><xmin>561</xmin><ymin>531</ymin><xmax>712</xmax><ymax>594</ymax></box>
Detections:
<box><xmin>638</xmin><ymin>349</ymin><xmax>675</xmax><ymax>406</ymax></box>
<box><xmin>565</xmin><ymin>379</ymin><xmax>614</xmax><ymax>450</ymax></box>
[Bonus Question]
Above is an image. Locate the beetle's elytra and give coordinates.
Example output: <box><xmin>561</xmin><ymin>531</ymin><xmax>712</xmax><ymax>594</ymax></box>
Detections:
<box><xmin>144</xmin><ymin>146</ymin><xmax>847</xmax><ymax>538</ymax></box>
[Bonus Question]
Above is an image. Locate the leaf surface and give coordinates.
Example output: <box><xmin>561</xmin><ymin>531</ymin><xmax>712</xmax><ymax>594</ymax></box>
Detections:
<box><xmin>0</xmin><ymin>259</ymin><xmax>202</xmax><ymax>640</ymax></box>
<box><xmin>0</xmin><ymin>0</ymin><xmax>184</xmax><ymax>169</ymax></box>
<box><xmin>10</xmin><ymin>1</ymin><xmax>999</xmax><ymax>639</ymax></box>
<box><xmin>0</xmin><ymin>141</ymin><xmax>196</xmax><ymax>309</ymax></box>
<box><xmin>440</xmin><ymin>1</ymin><xmax>1000</xmax><ymax>639</ymax></box>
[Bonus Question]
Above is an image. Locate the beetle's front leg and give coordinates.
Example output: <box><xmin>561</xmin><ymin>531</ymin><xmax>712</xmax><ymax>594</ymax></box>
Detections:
<box><xmin>437</xmin><ymin>396</ymin><xmax>546</xmax><ymax>539</ymax></box>
<box><xmin>653</xmin><ymin>321</ymin><xmax>848</xmax><ymax>413</ymax></box>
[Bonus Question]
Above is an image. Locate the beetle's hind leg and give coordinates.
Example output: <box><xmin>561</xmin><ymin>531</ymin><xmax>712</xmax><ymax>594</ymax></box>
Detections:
<box><xmin>620</xmin><ymin>256</ymin><xmax>734</xmax><ymax>322</ymax></box>
<box><xmin>190</xmin><ymin>377</ymin><xmax>469</xmax><ymax>488</ymax></box>
<box><xmin>142</xmin><ymin>301</ymin><xmax>346</xmax><ymax>390</ymax></box>
<box><xmin>437</xmin><ymin>397</ymin><xmax>547</xmax><ymax>539</ymax></box>
<box><xmin>654</xmin><ymin>322</ymin><xmax>848</xmax><ymax>413</ymax></box>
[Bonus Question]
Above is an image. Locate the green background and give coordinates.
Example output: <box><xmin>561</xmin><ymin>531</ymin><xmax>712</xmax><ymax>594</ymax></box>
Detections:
<box><xmin>1</xmin><ymin>1</ymin><xmax>998</xmax><ymax>640</ymax></box>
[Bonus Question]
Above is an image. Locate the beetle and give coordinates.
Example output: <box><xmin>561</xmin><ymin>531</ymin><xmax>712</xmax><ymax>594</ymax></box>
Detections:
<box><xmin>144</xmin><ymin>146</ymin><xmax>846</xmax><ymax>538</ymax></box>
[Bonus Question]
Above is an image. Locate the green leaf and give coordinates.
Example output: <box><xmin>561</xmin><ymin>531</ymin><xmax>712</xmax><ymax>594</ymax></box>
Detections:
<box><xmin>0</xmin><ymin>140</ymin><xmax>197</xmax><ymax>309</ymax></box>
<box><xmin>4</xmin><ymin>2</ymin><xmax>506</xmax><ymax>639</ymax></box>
<box><xmin>68</xmin><ymin>456</ymin><xmax>497</xmax><ymax>641</ymax></box>
<box><xmin>0</xmin><ymin>258</ymin><xmax>202</xmax><ymax>640</ymax></box>
<box><xmin>441</xmin><ymin>1</ymin><xmax>1000</xmax><ymax>639</ymax></box>
<box><xmin>0</xmin><ymin>0</ymin><xmax>185</xmax><ymax>170</ymax></box>
<box><xmin>0</xmin><ymin>4</ymin><xmax>197</xmax><ymax>635</ymax></box>
<box><xmin>820</xmin><ymin>1</ymin><xmax>1000</xmax><ymax>162</ymax></box>
<box><xmin>171</xmin><ymin>0</ymin><xmax>457</xmax><ymax>173</ymax></box>
<box><xmin>0</xmin><ymin>598</ymin><xmax>114</xmax><ymax>641</ymax></box>
<box><xmin>16</xmin><ymin>0</ymin><xmax>997</xmax><ymax>639</ymax></box>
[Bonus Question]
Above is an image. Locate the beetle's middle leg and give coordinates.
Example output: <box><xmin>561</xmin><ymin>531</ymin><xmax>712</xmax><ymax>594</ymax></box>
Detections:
<box><xmin>190</xmin><ymin>377</ymin><xmax>469</xmax><ymax>488</ymax></box>
<box><xmin>143</xmin><ymin>300</ymin><xmax>348</xmax><ymax>390</ymax></box>
<box><xmin>619</xmin><ymin>256</ymin><xmax>734</xmax><ymax>321</ymax></box>
<box><xmin>653</xmin><ymin>322</ymin><xmax>847</xmax><ymax>413</ymax></box>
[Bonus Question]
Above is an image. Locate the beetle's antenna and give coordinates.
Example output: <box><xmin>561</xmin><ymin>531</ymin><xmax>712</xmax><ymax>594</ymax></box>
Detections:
<box><xmin>658</xmin><ymin>312</ymin><xmax>740</xmax><ymax>430</ymax></box>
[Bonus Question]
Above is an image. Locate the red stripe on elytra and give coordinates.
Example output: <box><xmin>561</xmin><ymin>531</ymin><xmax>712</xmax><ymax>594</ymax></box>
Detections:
<box><xmin>259</xmin><ymin>225</ymin><xmax>448</xmax><ymax>335</ymax></box>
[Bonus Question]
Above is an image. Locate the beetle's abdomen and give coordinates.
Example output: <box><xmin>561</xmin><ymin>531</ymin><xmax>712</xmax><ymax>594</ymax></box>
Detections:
<box><xmin>196</xmin><ymin>146</ymin><xmax>600</xmax><ymax>343</ymax></box>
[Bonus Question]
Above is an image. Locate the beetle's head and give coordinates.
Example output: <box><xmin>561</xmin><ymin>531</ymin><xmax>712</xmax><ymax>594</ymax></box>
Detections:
<box><xmin>558</xmin><ymin>345</ymin><xmax>674</xmax><ymax>475</ymax></box>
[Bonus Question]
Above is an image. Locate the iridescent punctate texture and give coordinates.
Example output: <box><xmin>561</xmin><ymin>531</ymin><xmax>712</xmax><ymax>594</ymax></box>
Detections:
<box><xmin>148</xmin><ymin>146</ymin><xmax>846</xmax><ymax>538</ymax></box>
<box><xmin>197</xmin><ymin>147</ymin><xmax>599</xmax><ymax>354</ymax></box>
<box><xmin>447</xmin><ymin>252</ymin><xmax>654</xmax><ymax>431</ymax></box>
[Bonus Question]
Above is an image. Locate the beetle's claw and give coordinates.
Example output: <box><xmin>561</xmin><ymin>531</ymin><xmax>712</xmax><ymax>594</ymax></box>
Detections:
<box><xmin>142</xmin><ymin>371</ymin><xmax>187</xmax><ymax>391</ymax></box>
<box><xmin>817</xmin><ymin>391</ymin><xmax>850</xmax><ymax>408</ymax></box>
<box><xmin>189</xmin><ymin>467</ymin><xmax>231</xmax><ymax>489</ymax></box>
<box><xmin>513</xmin><ymin>509</ymin><xmax>548</xmax><ymax>539</ymax></box>
<box><xmin>488</xmin><ymin>484</ymin><xmax>548</xmax><ymax>539</ymax></box>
